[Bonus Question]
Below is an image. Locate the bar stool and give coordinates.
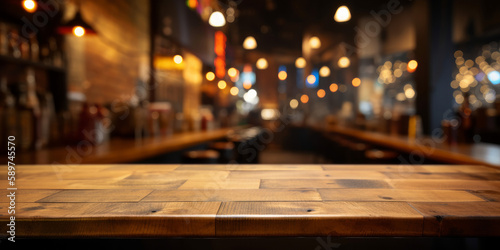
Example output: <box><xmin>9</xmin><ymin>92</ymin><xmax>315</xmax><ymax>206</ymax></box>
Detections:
<box><xmin>365</xmin><ymin>149</ymin><xmax>399</xmax><ymax>164</ymax></box>
<box><xmin>210</xmin><ymin>141</ymin><xmax>235</xmax><ymax>163</ymax></box>
<box><xmin>182</xmin><ymin>150</ymin><xmax>220</xmax><ymax>164</ymax></box>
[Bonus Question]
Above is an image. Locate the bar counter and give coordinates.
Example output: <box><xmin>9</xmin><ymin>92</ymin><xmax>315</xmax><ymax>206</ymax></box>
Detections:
<box><xmin>16</xmin><ymin>127</ymin><xmax>244</xmax><ymax>165</ymax></box>
<box><xmin>2</xmin><ymin>164</ymin><xmax>500</xmax><ymax>238</ymax></box>
<box><xmin>319</xmin><ymin>125</ymin><xmax>500</xmax><ymax>168</ymax></box>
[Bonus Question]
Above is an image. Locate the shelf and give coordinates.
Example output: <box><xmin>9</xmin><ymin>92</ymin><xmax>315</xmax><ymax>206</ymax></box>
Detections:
<box><xmin>0</xmin><ymin>54</ymin><xmax>66</xmax><ymax>73</ymax></box>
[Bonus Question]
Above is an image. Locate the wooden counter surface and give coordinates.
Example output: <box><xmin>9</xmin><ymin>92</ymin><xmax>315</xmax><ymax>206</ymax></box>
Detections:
<box><xmin>17</xmin><ymin>127</ymin><xmax>242</xmax><ymax>165</ymax></box>
<box><xmin>321</xmin><ymin>125</ymin><xmax>500</xmax><ymax>168</ymax></box>
<box><xmin>2</xmin><ymin>164</ymin><xmax>500</xmax><ymax>237</ymax></box>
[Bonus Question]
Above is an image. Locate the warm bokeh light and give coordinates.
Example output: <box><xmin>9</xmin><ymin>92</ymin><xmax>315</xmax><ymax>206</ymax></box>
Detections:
<box><xmin>23</xmin><ymin>0</ymin><xmax>37</xmax><ymax>13</ymax></box>
<box><xmin>230</xmin><ymin>86</ymin><xmax>239</xmax><ymax>96</ymax></box>
<box><xmin>289</xmin><ymin>99</ymin><xmax>299</xmax><ymax>109</ymax></box>
<box><xmin>334</xmin><ymin>6</ymin><xmax>351</xmax><ymax>22</ymax></box>
<box><xmin>206</xmin><ymin>72</ymin><xmax>215</xmax><ymax>81</ymax></box>
<box><xmin>405</xmin><ymin>88</ymin><xmax>416</xmax><ymax>99</ymax></box>
<box><xmin>352</xmin><ymin>78</ymin><xmax>361</xmax><ymax>87</ymax></box>
<box><xmin>338</xmin><ymin>56</ymin><xmax>350</xmax><ymax>68</ymax></box>
<box><xmin>73</xmin><ymin>26</ymin><xmax>85</xmax><ymax>37</ymax></box>
<box><xmin>278</xmin><ymin>71</ymin><xmax>287</xmax><ymax>80</ymax></box>
<box><xmin>243</xmin><ymin>36</ymin><xmax>257</xmax><ymax>50</ymax></box>
<box><xmin>228</xmin><ymin>67</ymin><xmax>238</xmax><ymax>78</ymax></box>
<box><xmin>319</xmin><ymin>66</ymin><xmax>330</xmax><ymax>77</ymax></box>
<box><xmin>209</xmin><ymin>11</ymin><xmax>226</xmax><ymax>27</ymax></box>
<box><xmin>306</xmin><ymin>75</ymin><xmax>316</xmax><ymax>84</ymax></box>
<box><xmin>243</xmin><ymin>81</ymin><xmax>252</xmax><ymax>89</ymax></box>
<box><xmin>407</xmin><ymin>60</ymin><xmax>418</xmax><ymax>73</ymax></box>
<box><xmin>218</xmin><ymin>80</ymin><xmax>227</xmax><ymax>89</ymax></box>
<box><xmin>256</xmin><ymin>58</ymin><xmax>268</xmax><ymax>69</ymax></box>
<box><xmin>329</xmin><ymin>83</ymin><xmax>338</xmax><ymax>92</ymax></box>
<box><xmin>186</xmin><ymin>0</ymin><xmax>198</xmax><ymax>9</ymax></box>
<box><xmin>317</xmin><ymin>89</ymin><xmax>326</xmax><ymax>98</ymax></box>
<box><xmin>295</xmin><ymin>57</ymin><xmax>306</xmax><ymax>68</ymax></box>
<box><xmin>300</xmin><ymin>94</ymin><xmax>309</xmax><ymax>104</ymax></box>
<box><xmin>173</xmin><ymin>55</ymin><xmax>183</xmax><ymax>64</ymax></box>
<box><xmin>309</xmin><ymin>36</ymin><xmax>321</xmax><ymax>49</ymax></box>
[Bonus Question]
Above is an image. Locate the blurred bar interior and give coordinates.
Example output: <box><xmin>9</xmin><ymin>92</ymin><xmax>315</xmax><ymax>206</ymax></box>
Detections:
<box><xmin>1</xmin><ymin>0</ymin><xmax>500</xmax><ymax>166</ymax></box>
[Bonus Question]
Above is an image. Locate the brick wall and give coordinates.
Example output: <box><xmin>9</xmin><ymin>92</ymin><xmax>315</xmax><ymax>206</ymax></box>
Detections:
<box><xmin>66</xmin><ymin>0</ymin><xmax>150</xmax><ymax>104</ymax></box>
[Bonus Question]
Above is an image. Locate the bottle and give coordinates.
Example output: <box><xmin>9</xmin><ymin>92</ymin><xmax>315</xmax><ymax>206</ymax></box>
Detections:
<box><xmin>49</xmin><ymin>37</ymin><xmax>63</xmax><ymax>67</ymax></box>
<box><xmin>0</xmin><ymin>23</ymin><xmax>8</xmax><ymax>55</ymax></box>
<box><xmin>17</xmin><ymin>68</ymin><xmax>40</xmax><ymax>150</ymax></box>
<box><xmin>30</xmin><ymin>35</ymin><xmax>39</xmax><ymax>62</ymax></box>
<box><xmin>7</xmin><ymin>29</ymin><xmax>21</xmax><ymax>58</ymax></box>
<box><xmin>0</xmin><ymin>76</ymin><xmax>17</xmax><ymax>150</ymax></box>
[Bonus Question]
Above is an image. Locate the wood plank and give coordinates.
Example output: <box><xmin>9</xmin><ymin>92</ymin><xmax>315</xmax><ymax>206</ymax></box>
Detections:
<box><xmin>0</xmin><ymin>190</ymin><xmax>62</xmax><ymax>202</ymax></box>
<box><xmin>381</xmin><ymin>172</ymin><xmax>500</xmax><ymax>180</ymax></box>
<box><xmin>467</xmin><ymin>190</ymin><xmax>500</xmax><ymax>202</ymax></box>
<box><xmin>178</xmin><ymin>179</ymin><xmax>260</xmax><ymax>189</ymax></box>
<box><xmin>409</xmin><ymin>202</ymin><xmax>500</xmax><ymax>236</ymax></box>
<box><xmin>261</xmin><ymin>179</ymin><xmax>391</xmax><ymax>189</ymax></box>
<box><xmin>177</xmin><ymin>164</ymin><xmax>324</xmax><ymax>171</ymax></box>
<box><xmin>388</xmin><ymin>179</ymin><xmax>500</xmax><ymax>190</ymax></box>
<box><xmin>322</xmin><ymin>164</ymin><xmax>426</xmax><ymax>172</ymax></box>
<box><xmin>142</xmin><ymin>189</ymin><xmax>322</xmax><ymax>202</ymax></box>
<box><xmin>318</xmin><ymin>189</ymin><xmax>485</xmax><ymax>202</ymax></box>
<box><xmin>229</xmin><ymin>170</ymin><xmax>386</xmax><ymax>179</ymax></box>
<box><xmin>100</xmin><ymin>164</ymin><xmax>180</xmax><ymax>172</ymax></box>
<box><xmin>124</xmin><ymin>170</ymin><xmax>230</xmax><ymax>180</ymax></box>
<box><xmin>0</xmin><ymin>202</ymin><xmax>220</xmax><ymax>237</ymax></box>
<box><xmin>37</xmin><ymin>189</ymin><xmax>153</xmax><ymax>202</ymax></box>
<box><xmin>216</xmin><ymin>201</ymin><xmax>423</xmax><ymax>236</ymax></box>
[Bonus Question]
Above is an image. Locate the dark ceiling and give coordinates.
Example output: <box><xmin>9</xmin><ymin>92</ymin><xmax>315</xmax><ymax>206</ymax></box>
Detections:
<box><xmin>225</xmin><ymin>0</ymin><xmax>413</xmax><ymax>53</ymax></box>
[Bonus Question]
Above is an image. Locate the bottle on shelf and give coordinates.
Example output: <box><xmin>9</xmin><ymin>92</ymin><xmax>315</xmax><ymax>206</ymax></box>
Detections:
<box><xmin>30</xmin><ymin>35</ymin><xmax>39</xmax><ymax>62</ymax></box>
<box><xmin>7</xmin><ymin>29</ymin><xmax>21</xmax><ymax>58</ymax></box>
<box><xmin>0</xmin><ymin>22</ymin><xmax>8</xmax><ymax>56</ymax></box>
<box><xmin>17</xmin><ymin>68</ymin><xmax>40</xmax><ymax>150</ymax></box>
<box><xmin>0</xmin><ymin>76</ymin><xmax>17</xmax><ymax>149</ymax></box>
<box><xmin>49</xmin><ymin>37</ymin><xmax>63</xmax><ymax>67</ymax></box>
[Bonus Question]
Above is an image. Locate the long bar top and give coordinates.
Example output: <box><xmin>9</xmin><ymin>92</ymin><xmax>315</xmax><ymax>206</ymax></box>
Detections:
<box><xmin>320</xmin><ymin>125</ymin><xmax>500</xmax><ymax>168</ymax></box>
<box><xmin>2</xmin><ymin>164</ymin><xmax>500</xmax><ymax>237</ymax></box>
<box><xmin>16</xmin><ymin>127</ymin><xmax>243</xmax><ymax>165</ymax></box>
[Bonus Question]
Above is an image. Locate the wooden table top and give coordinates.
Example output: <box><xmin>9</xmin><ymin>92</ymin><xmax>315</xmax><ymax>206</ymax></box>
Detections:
<box><xmin>321</xmin><ymin>125</ymin><xmax>500</xmax><ymax>168</ymax></box>
<box><xmin>2</xmin><ymin>164</ymin><xmax>500</xmax><ymax>237</ymax></box>
<box><xmin>17</xmin><ymin>127</ymin><xmax>242</xmax><ymax>165</ymax></box>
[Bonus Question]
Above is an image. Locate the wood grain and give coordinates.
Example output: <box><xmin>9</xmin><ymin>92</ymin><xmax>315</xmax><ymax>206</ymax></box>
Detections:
<box><xmin>409</xmin><ymin>202</ymin><xmax>500</xmax><ymax>236</ymax></box>
<box><xmin>318</xmin><ymin>189</ymin><xmax>485</xmax><ymax>202</ymax></box>
<box><xmin>0</xmin><ymin>202</ymin><xmax>221</xmax><ymax>237</ymax></box>
<box><xmin>216</xmin><ymin>201</ymin><xmax>423</xmax><ymax>236</ymax></box>
<box><xmin>4</xmin><ymin>163</ymin><xmax>500</xmax><ymax>237</ymax></box>
<box><xmin>142</xmin><ymin>189</ymin><xmax>322</xmax><ymax>202</ymax></box>
<box><xmin>37</xmin><ymin>189</ymin><xmax>153</xmax><ymax>203</ymax></box>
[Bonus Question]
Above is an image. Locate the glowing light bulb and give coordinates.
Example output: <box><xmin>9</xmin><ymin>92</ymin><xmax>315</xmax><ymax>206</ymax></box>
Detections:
<box><xmin>230</xmin><ymin>86</ymin><xmax>239</xmax><ymax>96</ymax></box>
<box><xmin>352</xmin><ymin>78</ymin><xmax>361</xmax><ymax>87</ymax></box>
<box><xmin>256</xmin><ymin>58</ymin><xmax>268</xmax><ymax>70</ymax></box>
<box><xmin>228</xmin><ymin>67</ymin><xmax>238</xmax><ymax>77</ymax></box>
<box><xmin>317</xmin><ymin>89</ymin><xmax>326</xmax><ymax>98</ymax></box>
<box><xmin>73</xmin><ymin>26</ymin><xmax>85</xmax><ymax>37</ymax></box>
<box><xmin>278</xmin><ymin>71</ymin><xmax>287</xmax><ymax>80</ymax></box>
<box><xmin>289</xmin><ymin>99</ymin><xmax>299</xmax><ymax>109</ymax></box>
<box><xmin>23</xmin><ymin>0</ymin><xmax>37</xmax><ymax>13</ymax></box>
<box><xmin>329</xmin><ymin>83</ymin><xmax>338</xmax><ymax>92</ymax></box>
<box><xmin>218</xmin><ymin>80</ymin><xmax>227</xmax><ymax>89</ymax></box>
<box><xmin>243</xmin><ymin>82</ymin><xmax>252</xmax><ymax>89</ymax></box>
<box><xmin>173</xmin><ymin>55</ymin><xmax>183</xmax><ymax>64</ymax></box>
<box><xmin>243</xmin><ymin>36</ymin><xmax>257</xmax><ymax>50</ymax></box>
<box><xmin>209</xmin><ymin>11</ymin><xmax>226</xmax><ymax>27</ymax></box>
<box><xmin>295</xmin><ymin>57</ymin><xmax>306</xmax><ymax>68</ymax></box>
<box><xmin>334</xmin><ymin>6</ymin><xmax>351</xmax><ymax>22</ymax></box>
<box><xmin>300</xmin><ymin>94</ymin><xmax>309</xmax><ymax>104</ymax></box>
<box><xmin>319</xmin><ymin>66</ymin><xmax>330</xmax><ymax>77</ymax></box>
<box><xmin>307</xmin><ymin>75</ymin><xmax>316</xmax><ymax>84</ymax></box>
<box><xmin>309</xmin><ymin>36</ymin><xmax>321</xmax><ymax>49</ymax></box>
<box><xmin>338</xmin><ymin>57</ymin><xmax>350</xmax><ymax>68</ymax></box>
<box><xmin>206</xmin><ymin>72</ymin><xmax>215</xmax><ymax>81</ymax></box>
<box><xmin>407</xmin><ymin>60</ymin><xmax>418</xmax><ymax>73</ymax></box>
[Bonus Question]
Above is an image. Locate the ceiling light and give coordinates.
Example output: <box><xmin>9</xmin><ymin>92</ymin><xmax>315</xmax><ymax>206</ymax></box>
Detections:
<box><xmin>309</xmin><ymin>36</ymin><xmax>321</xmax><ymax>49</ymax></box>
<box><xmin>256</xmin><ymin>58</ymin><xmax>268</xmax><ymax>70</ymax></box>
<box><xmin>334</xmin><ymin>6</ymin><xmax>351</xmax><ymax>22</ymax></box>
<box><xmin>57</xmin><ymin>10</ymin><xmax>97</xmax><ymax>36</ymax></box>
<box><xmin>295</xmin><ymin>57</ymin><xmax>306</xmax><ymax>68</ymax></box>
<box><xmin>243</xmin><ymin>36</ymin><xmax>257</xmax><ymax>50</ymax></box>
<box><xmin>319</xmin><ymin>66</ymin><xmax>330</xmax><ymax>77</ymax></box>
<box><xmin>209</xmin><ymin>11</ymin><xmax>226</xmax><ymax>27</ymax></box>
<box><xmin>338</xmin><ymin>56</ymin><xmax>350</xmax><ymax>68</ymax></box>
